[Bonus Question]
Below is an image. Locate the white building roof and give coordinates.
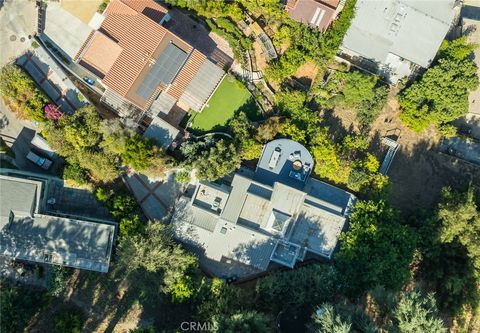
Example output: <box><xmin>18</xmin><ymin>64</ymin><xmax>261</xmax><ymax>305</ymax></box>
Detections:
<box><xmin>342</xmin><ymin>0</ymin><xmax>456</xmax><ymax>73</ymax></box>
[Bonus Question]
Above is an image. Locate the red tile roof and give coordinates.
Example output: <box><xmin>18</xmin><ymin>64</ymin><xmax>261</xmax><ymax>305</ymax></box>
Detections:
<box><xmin>286</xmin><ymin>0</ymin><xmax>340</xmax><ymax>33</ymax></box>
<box><xmin>79</xmin><ymin>0</ymin><xmax>211</xmax><ymax>111</ymax></box>
<box><xmin>73</xmin><ymin>31</ymin><xmax>95</xmax><ymax>62</ymax></box>
<box><xmin>120</xmin><ymin>0</ymin><xmax>168</xmax><ymax>22</ymax></box>
<box><xmin>102</xmin><ymin>12</ymin><xmax>167</xmax><ymax>97</ymax></box>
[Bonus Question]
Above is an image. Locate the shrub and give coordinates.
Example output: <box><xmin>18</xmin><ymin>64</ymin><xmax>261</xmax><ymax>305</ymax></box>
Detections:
<box><xmin>44</xmin><ymin>103</ymin><xmax>62</xmax><ymax>121</ymax></box>
<box><xmin>97</xmin><ymin>0</ymin><xmax>109</xmax><ymax>13</ymax></box>
<box><xmin>0</xmin><ymin>65</ymin><xmax>49</xmax><ymax>122</ymax></box>
<box><xmin>399</xmin><ymin>37</ymin><xmax>479</xmax><ymax>132</ymax></box>
<box><xmin>175</xmin><ymin>170</ymin><xmax>191</xmax><ymax>184</ymax></box>
<box><xmin>54</xmin><ymin>309</ymin><xmax>82</xmax><ymax>333</ymax></box>
<box><xmin>167</xmin><ymin>275</ymin><xmax>195</xmax><ymax>303</ymax></box>
<box><xmin>95</xmin><ymin>187</ymin><xmax>112</xmax><ymax>202</ymax></box>
<box><xmin>0</xmin><ymin>282</ymin><xmax>49</xmax><ymax>333</ymax></box>
<box><xmin>63</xmin><ymin>162</ymin><xmax>88</xmax><ymax>185</ymax></box>
<box><xmin>45</xmin><ymin>266</ymin><xmax>69</xmax><ymax>297</ymax></box>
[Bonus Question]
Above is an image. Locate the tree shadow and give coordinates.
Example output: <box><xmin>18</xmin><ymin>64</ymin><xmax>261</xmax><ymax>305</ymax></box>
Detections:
<box><xmin>386</xmin><ymin>137</ymin><xmax>480</xmax><ymax>214</ymax></box>
<box><xmin>320</xmin><ymin>108</ymin><xmax>356</xmax><ymax>143</ymax></box>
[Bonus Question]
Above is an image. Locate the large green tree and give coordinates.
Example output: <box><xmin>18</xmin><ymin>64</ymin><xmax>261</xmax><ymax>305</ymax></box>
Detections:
<box><xmin>228</xmin><ymin>112</ymin><xmax>263</xmax><ymax>161</ymax></box>
<box><xmin>393</xmin><ymin>291</ymin><xmax>446</xmax><ymax>333</ymax></box>
<box><xmin>337</xmin><ymin>200</ymin><xmax>417</xmax><ymax>294</ymax></box>
<box><xmin>43</xmin><ymin>107</ymin><xmax>168</xmax><ymax>182</ymax></box>
<box><xmin>181</xmin><ymin>138</ymin><xmax>241</xmax><ymax>181</ymax></box>
<box><xmin>318</xmin><ymin>70</ymin><xmax>388</xmax><ymax>128</ymax></box>
<box><xmin>311</xmin><ymin>304</ymin><xmax>352</xmax><ymax>333</ymax></box>
<box><xmin>256</xmin><ymin>265</ymin><xmax>338</xmax><ymax>313</ymax></box>
<box><xmin>419</xmin><ymin>186</ymin><xmax>480</xmax><ymax>314</ymax></box>
<box><xmin>214</xmin><ymin>311</ymin><xmax>271</xmax><ymax>333</ymax></box>
<box><xmin>399</xmin><ymin>37</ymin><xmax>479</xmax><ymax>134</ymax></box>
<box><xmin>437</xmin><ymin>186</ymin><xmax>480</xmax><ymax>271</ymax></box>
<box><xmin>0</xmin><ymin>283</ymin><xmax>48</xmax><ymax>333</ymax></box>
<box><xmin>116</xmin><ymin>221</ymin><xmax>198</xmax><ymax>299</ymax></box>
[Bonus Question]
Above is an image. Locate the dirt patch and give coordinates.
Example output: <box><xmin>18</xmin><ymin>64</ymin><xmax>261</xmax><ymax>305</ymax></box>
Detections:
<box><xmin>253</xmin><ymin>41</ymin><xmax>269</xmax><ymax>71</ymax></box>
<box><xmin>61</xmin><ymin>0</ymin><xmax>103</xmax><ymax>24</ymax></box>
<box><xmin>323</xmin><ymin>87</ymin><xmax>480</xmax><ymax>213</ymax></box>
<box><xmin>294</xmin><ymin>61</ymin><xmax>319</xmax><ymax>88</ymax></box>
<box><xmin>370</xmin><ymin>90</ymin><xmax>480</xmax><ymax>213</ymax></box>
<box><xmin>322</xmin><ymin>106</ymin><xmax>360</xmax><ymax>137</ymax></box>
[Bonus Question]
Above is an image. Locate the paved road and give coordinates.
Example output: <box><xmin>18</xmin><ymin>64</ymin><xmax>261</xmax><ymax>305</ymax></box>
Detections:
<box><xmin>0</xmin><ymin>0</ymin><xmax>36</xmax><ymax>66</ymax></box>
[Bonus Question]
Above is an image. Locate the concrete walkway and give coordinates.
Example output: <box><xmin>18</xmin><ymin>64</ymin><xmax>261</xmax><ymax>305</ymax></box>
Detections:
<box><xmin>124</xmin><ymin>171</ymin><xmax>182</xmax><ymax>221</ymax></box>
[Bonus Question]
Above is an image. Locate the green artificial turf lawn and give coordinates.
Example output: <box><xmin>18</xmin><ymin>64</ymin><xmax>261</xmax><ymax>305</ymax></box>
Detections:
<box><xmin>191</xmin><ymin>77</ymin><xmax>259</xmax><ymax>132</ymax></box>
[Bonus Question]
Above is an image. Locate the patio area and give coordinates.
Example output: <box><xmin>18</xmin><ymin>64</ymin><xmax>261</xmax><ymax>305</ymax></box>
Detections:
<box><xmin>124</xmin><ymin>172</ymin><xmax>182</xmax><ymax>221</ymax></box>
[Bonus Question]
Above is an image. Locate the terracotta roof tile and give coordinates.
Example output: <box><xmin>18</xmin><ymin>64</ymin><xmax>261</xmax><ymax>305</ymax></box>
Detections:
<box><xmin>287</xmin><ymin>0</ymin><xmax>338</xmax><ymax>32</ymax></box>
<box><xmin>73</xmin><ymin>31</ymin><xmax>95</xmax><ymax>62</ymax></box>
<box><xmin>120</xmin><ymin>0</ymin><xmax>168</xmax><ymax>22</ymax></box>
<box><xmin>100</xmin><ymin>13</ymin><xmax>136</xmax><ymax>42</ymax></box>
<box><xmin>83</xmin><ymin>0</ymin><xmax>212</xmax><ymax>109</ymax></box>
<box><xmin>102</xmin><ymin>14</ymin><xmax>167</xmax><ymax>97</ymax></box>
<box><xmin>167</xmin><ymin>50</ymin><xmax>206</xmax><ymax>99</ymax></box>
<box><xmin>82</xmin><ymin>32</ymin><xmax>123</xmax><ymax>75</ymax></box>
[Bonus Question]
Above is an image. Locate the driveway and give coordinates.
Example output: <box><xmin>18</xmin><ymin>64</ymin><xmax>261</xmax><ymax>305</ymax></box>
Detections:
<box><xmin>42</xmin><ymin>1</ymin><xmax>93</xmax><ymax>59</ymax></box>
<box><xmin>0</xmin><ymin>0</ymin><xmax>36</xmax><ymax>66</ymax></box>
<box><xmin>0</xmin><ymin>100</ymin><xmax>63</xmax><ymax>175</ymax></box>
<box><xmin>0</xmin><ymin>100</ymin><xmax>36</xmax><ymax>168</ymax></box>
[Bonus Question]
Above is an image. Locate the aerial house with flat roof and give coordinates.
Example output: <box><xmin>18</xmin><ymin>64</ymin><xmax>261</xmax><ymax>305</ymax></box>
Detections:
<box><xmin>339</xmin><ymin>0</ymin><xmax>459</xmax><ymax>83</ymax></box>
<box><xmin>0</xmin><ymin>173</ymin><xmax>115</xmax><ymax>273</ymax></box>
<box><xmin>171</xmin><ymin>139</ymin><xmax>356</xmax><ymax>278</ymax></box>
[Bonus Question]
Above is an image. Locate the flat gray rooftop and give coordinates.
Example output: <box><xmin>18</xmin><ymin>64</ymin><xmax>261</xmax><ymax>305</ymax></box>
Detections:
<box><xmin>172</xmin><ymin>139</ymin><xmax>356</xmax><ymax>278</ymax></box>
<box><xmin>0</xmin><ymin>176</ymin><xmax>40</xmax><ymax>222</ymax></box>
<box><xmin>43</xmin><ymin>2</ymin><xmax>93</xmax><ymax>59</ymax></box>
<box><xmin>1</xmin><ymin>214</ymin><xmax>114</xmax><ymax>272</ymax></box>
<box><xmin>342</xmin><ymin>0</ymin><xmax>455</xmax><ymax>68</ymax></box>
<box><xmin>0</xmin><ymin>173</ymin><xmax>115</xmax><ymax>272</ymax></box>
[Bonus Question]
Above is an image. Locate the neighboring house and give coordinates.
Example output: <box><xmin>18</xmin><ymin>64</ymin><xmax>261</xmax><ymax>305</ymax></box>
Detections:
<box><xmin>72</xmin><ymin>0</ymin><xmax>225</xmax><ymax>147</ymax></box>
<box><xmin>0</xmin><ymin>173</ymin><xmax>115</xmax><ymax>273</ymax></box>
<box><xmin>339</xmin><ymin>0</ymin><xmax>459</xmax><ymax>83</ymax></box>
<box><xmin>171</xmin><ymin>139</ymin><xmax>356</xmax><ymax>278</ymax></box>
<box><xmin>285</xmin><ymin>0</ymin><xmax>340</xmax><ymax>32</ymax></box>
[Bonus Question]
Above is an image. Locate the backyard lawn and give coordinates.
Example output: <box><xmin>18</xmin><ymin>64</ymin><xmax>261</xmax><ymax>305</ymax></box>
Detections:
<box><xmin>190</xmin><ymin>76</ymin><xmax>260</xmax><ymax>132</ymax></box>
